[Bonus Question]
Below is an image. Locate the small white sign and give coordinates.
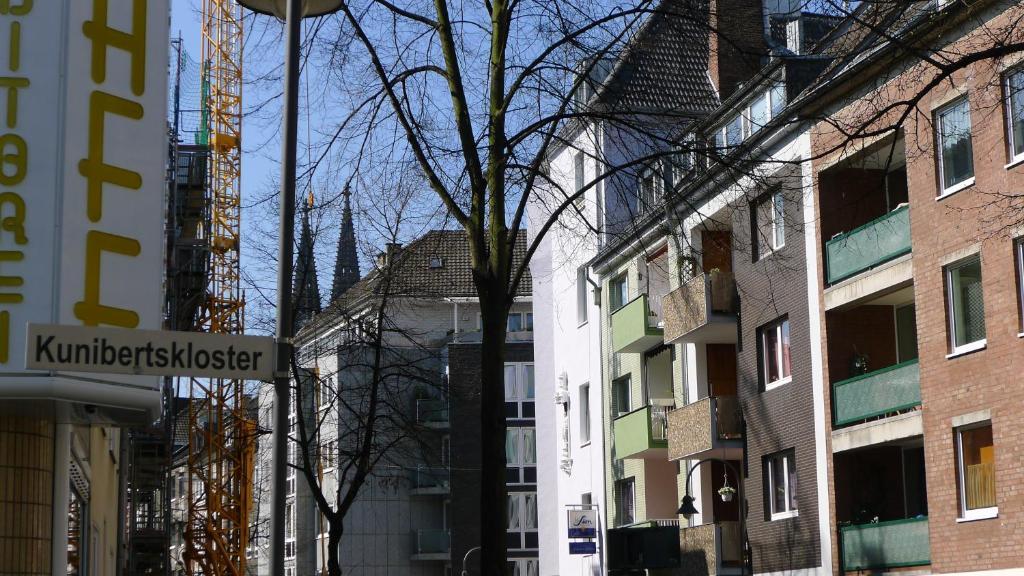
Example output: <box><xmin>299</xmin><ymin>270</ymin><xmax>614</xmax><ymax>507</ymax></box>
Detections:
<box><xmin>27</xmin><ymin>324</ymin><xmax>275</xmax><ymax>381</ymax></box>
<box><xmin>568</xmin><ymin>509</ymin><xmax>597</xmax><ymax>539</ymax></box>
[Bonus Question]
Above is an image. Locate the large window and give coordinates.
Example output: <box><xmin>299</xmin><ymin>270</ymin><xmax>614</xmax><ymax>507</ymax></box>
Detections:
<box><xmin>579</xmin><ymin>383</ymin><xmax>591</xmax><ymax>444</ymax></box>
<box><xmin>1006</xmin><ymin>68</ymin><xmax>1024</xmax><ymax>162</ymax></box>
<box><xmin>765</xmin><ymin>450</ymin><xmax>798</xmax><ymax>520</ymax></box>
<box><xmin>616</xmin><ymin>478</ymin><xmax>635</xmax><ymax>526</ymax></box>
<box><xmin>506</xmin><ymin>559</ymin><xmax>539</xmax><ymax>576</ymax></box>
<box><xmin>507</xmin><ymin>492</ymin><xmax>539</xmax><ymax>550</ymax></box>
<box><xmin>936</xmin><ymin>97</ymin><xmax>975</xmax><ymax>195</ymax></box>
<box><xmin>945</xmin><ymin>255</ymin><xmax>986</xmax><ymax>354</ymax></box>
<box><xmin>504</xmin><ymin>363</ymin><xmax>535</xmax><ymax>418</ymax></box>
<box><xmin>760</xmin><ymin>317</ymin><xmax>792</xmax><ymax>390</ymax></box>
<box><xmin>754</xmin><ymin>190</ymin><xmax>785</xmax><ymax>259</ymax></box>
<box><xmin>506</xmin><ymin>427</ymin><xmax>537</xmax><ymax>484</ymax></box>
<box><xmin>609</xmin><ymin>273</ymin><xmax>629</xmax><ymax>311</ymax></box>
<box><xmin>956</xmin><ymin>422</ymin><xmax>997</xmax><ymax>520</ymax></box>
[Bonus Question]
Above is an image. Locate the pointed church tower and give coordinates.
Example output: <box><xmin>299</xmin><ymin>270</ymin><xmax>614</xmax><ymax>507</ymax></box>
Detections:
<box><xmin>293</xmin><ymin>192</ymin><xmax>322</xmax><ymax>331</ymax></box>
<box><xmin>331</xmin><ymin>184</ymin><xmax>360</xmax><ymax>301</ymax></box>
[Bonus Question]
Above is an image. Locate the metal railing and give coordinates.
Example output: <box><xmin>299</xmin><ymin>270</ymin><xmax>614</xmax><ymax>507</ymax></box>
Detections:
<box><xmin>826</xmin><ymin>205</ymin><xmax>911</xmax><ymax>284</ymax></box>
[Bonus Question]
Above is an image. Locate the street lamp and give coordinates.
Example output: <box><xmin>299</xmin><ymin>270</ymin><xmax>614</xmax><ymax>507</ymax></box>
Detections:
<box><xmin>678</xmin><ymin>458</ymin><xmax>749</xmax><ymax>575</ymax></box>
<box><xmin>234</xmin><ymin>1</ymin><xmax>342</xmax><ymax>575</ymax></box>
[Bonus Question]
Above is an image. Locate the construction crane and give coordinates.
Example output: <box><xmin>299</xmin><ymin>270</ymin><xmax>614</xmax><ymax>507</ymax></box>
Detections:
<box><xmin>185</xmin><ymin>1</ymin><xmax>253</xmax><ymax>575</ymax></box>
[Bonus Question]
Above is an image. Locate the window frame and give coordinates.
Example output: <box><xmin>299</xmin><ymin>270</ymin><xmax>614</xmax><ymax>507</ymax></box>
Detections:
<box><xmin>955</xmin><ymin>421</ymin><xmax>998</xmax><ymax>521</ymax></box>
<box><xmin>638</xmin><ymin>163</ymin><xmax>663</xmax><ymax>214</ymax></box>
<box><xmin>935</xmin><ymin>96</ymin><xmax>976</xmax><ymax>197</ymax></box>
<box><xmin>944</xmin><ymin>254</ymin><xmax>987</xmax><ymax>356</ymax></box>
<box><xmin>507</xmin><ymin>491</ymin><xmax>539</xmax><ymax>550</ymax></box>
<box><xmin>504</xmin><ymin>362</ymin><xmax>536</xmax><ymax>418</ymax></box>
<box><xmin>612</xmin><ymin>375</ymin><xmax>632</xmax><ymax>419</ymax></box>
<box><xmin>573</xmin><ymin>151</ymin><xmax>586</xmax><ymax>209</ymax></box>
<box><xmin>616</xmin><ymin>478</ymin><xmax>636</xmax><ymax>526</ymax></box>
<box><xmin>1005</xmin><ymin>67</ymin><xmax>1024</xmax><ymax>165</ymax></box>
<box><xmin>609</xmin><ymin>273</ymin><xmax>629</xmax><ymax>312</ymax></box>
<box><xmin>759</xmin><ymin>317</ymin><xmax>792</xmax><ymax>390</ymax></box>
<box><xmin>754</xmin><ymin>190</ymin><xmax>785</xmax><ymax>260</ymax></box>
<box><xmin>765</xmin><ymin>450</ymin><xmax>798</xmax><ymax>520</ymax></box>
<box><xmin>577</xmin><ymin>267</ymin><xmax>589</xmax><ymax>326</ymax></box>
<box><xmin>1016</xmin><ymin>238</ymin><xmax>1024</xmax><ymax>334</ymax></box>
<box><xmin>579</xmin><ymin>383</ymin><xmax>591</xmax><ymax>445</ymax></box>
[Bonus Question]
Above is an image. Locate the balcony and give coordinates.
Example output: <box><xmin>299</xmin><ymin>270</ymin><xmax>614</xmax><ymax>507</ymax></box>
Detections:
<box><xmin>416</xmin><ymin>398</ymin><xmax>449</xmax><ymax>428</ymax></box>
<box><xmin>663</xmin><ymin>270</ymin><xmax>736</xmax><ymax>344</ymax></box>
<box><xmin>668</xmin><ymin>396</ymin><xmax>742</xmax><ymax>461</ymax></box>
<box><xmin>409</xmin><ymin>466</ymin><xmax>449</xmax><ymax>496</ymax></box>
<box><xmin>826</xmin><ymin>205</ymin><xmax>911</xmax><ymax>285</ymax></box>
<box><xmin>613</xmin><ymin>401</ymin><xmax>672</xmax><ymax>459</ymax></box>
<box><xmin>608</xmin><ymin>521</ymin><xmax>681</xmax><ymax>571</ymax></box>
<box><xmin>840</xmin><ymin>517</ymin><xmax>929</xmax><ymax>572</ymax></box>
<box><xmin>832</xmin><ymin>359</ymin><xmax>920</xmax><ymax>427</ymax></box>
<box><xmin>679</xmin><ymin>522</ymin><xmax>743</xmax><ymax>576</ymax></box>
<box><xmin>411</xmin><ymin>529</ymin><xmax>450</xmax><ymax>561</ymax></box>
<box><xmin>612</xmin><ymin>294</ymin><xmax>664</xmax><ymax>353</ymax></box>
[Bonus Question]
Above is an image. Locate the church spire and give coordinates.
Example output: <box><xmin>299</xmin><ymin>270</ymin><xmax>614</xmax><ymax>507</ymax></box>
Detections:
<box><xmin>331</xmin><ymin>184</ymin><xmax>360</xmax><ymax>301</ymax></box>
<box><xmin>293</xmin><ymin>191</ymin><xmax>321</xmax><ymax>331</ymax></box>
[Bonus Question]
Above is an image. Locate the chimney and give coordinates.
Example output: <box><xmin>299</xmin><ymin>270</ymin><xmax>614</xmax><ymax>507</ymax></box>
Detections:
<box><xmin>705</xmin><ymin>0</ymin><xmax>768</xmax><ymax>100</ymax></box>
<box><xmin>375</xmin><ymin>242</ymin><xmax>403</xmax><ymax>269</ymax></box>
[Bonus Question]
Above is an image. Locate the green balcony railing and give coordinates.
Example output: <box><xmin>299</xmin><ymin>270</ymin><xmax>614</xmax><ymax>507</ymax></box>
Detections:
<box><xmin>841</xmin><ymin>517</ymin><xmax>930</xmax><ymax>572</ymax></box>
<box><xmin>826</xmin><ymin>205</ymin><xmax>911</xmax><ymax>284</ymax></box>
<box><xmin>832</xmin><ymin>359</ymin><xmax>920</xmax><ymax>427</ymax></box>
<box><xmin>613</xmin><ymin>402</ymin><xmax>671</xmax><ymax>459</ymax></box>
<box><xmin>612</xmin><ymin>294</ymin><xmax>664</xmax><ymax>353</ymax></box>
<box><xmin>412</xmin><ymin>529</ymin><xmax>450</xmax><ymax>555</ymax></box>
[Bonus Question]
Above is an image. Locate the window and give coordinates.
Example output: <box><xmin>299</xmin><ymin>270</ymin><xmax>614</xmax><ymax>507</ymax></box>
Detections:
<box><xmin>770</xmin><ymin>83</ymin><xmax>786</xmax><ymax>118</ymax></box>
<box><xmin>1016</xmin><ymin>239</ymin><xmax>1024</xmax><ymax>330</ymax></box>
<box><xmin>577</xmin><ymin>267</ymin><xmax>589</xmax><ymax>325</ymax></box>
<box><xmin>747</xmin><ymin>91</ymin><xmax>770</xmax><ymax>136</ymax></box>
<box><xmin>612</xmin><ymin>376</ymin><xmax>631</xmax><ymax>418</ymax></box>
<box><xmin>284</xmin><ymin>501</ymin><xmax>296</xmax><ymax>558</ymax></box>
<box><xmin>956</xmin><ymin>422</ymin><xmax>997</xmax><ymax>520</ymax></box>
<box><xmin>936</xmin><ymin>97</ymin><xmax>975</xmax><ymax>194</ymax></box>
<box><xmin>725</xmin><ymin>114</ymin><xmax>744</xmax><ymax>147</ymax></box>
<box><xmin>765</xmin><ymin>450</ymin><xmax>798</xmax><ymax>520</ymax></box>
<box><xmin>508</xmin><ymin>311</ymin><xmax>533</xmax><ymax>332</ymax></box>
<box><xmin>609</xmin><ymin>274</ymin><xmax>628</xmax><ymax>311</ymax></box>
<box><xmin>638</xmin><ymin>164</ymin><xmax>662</xmax><ymax>213</ymax></box>
<box><xmin>760</xmin><ymin>318</ymin><xmax>791</xmax><ymax>389</ymax></box>
<box><xmin>505</xmin><ymin>363</ymin><xmax>536</xmax><ymax>418</ymax></box>
<box><xmin>946</xmin><ymin>255</ymin><xmax>986</xmax><ymax>353</ymax></box>
<box><xmin>616</xmin><ymin>478</ymin><xmax>635</xmax><ymax>526</ymax></box>
<box><xmin>441</xmin><ymin>435</ymin><xmax>451</xmax><ymax>467</ymax></box>
<box><xmin>506</xmin><ymin>427</ymin><xmax>537</xmax><ymax>484</ymax></box>
<box><xmin>573</xmin><ymin>152</ymin><xmax>586</xmax><ymax>208</ymax></box>
<box><xmin>579</xmin><ymin>383</ymin><xmax>591</xmax><ymax>444</ymax></box>
<box><xmin>507</xmin><ymin>492</ymin><xmax>538</xmax><ymax>550</ymax></box>
<box><xmin>754</xmin><ymin>190</ymin><xmax>785</xmax><ymax>258</ymax></box>
<box><xmin>506</xmin><ymin>559</ymin><xmax>539</xmax><ymax>576</ymax></box>
<box><xmin>1007</xmin><ymin>69</ymin><xmax>1024</xmax><ymax>162</ymax></box>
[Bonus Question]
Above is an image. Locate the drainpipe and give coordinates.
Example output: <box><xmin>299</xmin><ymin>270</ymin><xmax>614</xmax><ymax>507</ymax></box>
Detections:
<box><xmin>585</xmin><ymin>268</ymin><xmax>607</xmax><ymax>576</ymax></box>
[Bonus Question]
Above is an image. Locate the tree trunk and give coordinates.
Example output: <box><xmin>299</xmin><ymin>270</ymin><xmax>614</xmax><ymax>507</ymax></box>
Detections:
<box><xmin>478</xmin><ymin>286</ymin><xmax>510</xmax><ymax>576</ymax></box>
<box><xmin>327</xmin><ymin>521</ymin><xmax>344</xmax><ymax>576</ymax></box>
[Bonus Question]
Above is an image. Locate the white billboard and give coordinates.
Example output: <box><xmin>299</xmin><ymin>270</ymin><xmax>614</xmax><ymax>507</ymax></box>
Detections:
<box><xmin>0</xmin><ymin>0</ymin><xmax>168</xmax><ymax>421</ymax></box>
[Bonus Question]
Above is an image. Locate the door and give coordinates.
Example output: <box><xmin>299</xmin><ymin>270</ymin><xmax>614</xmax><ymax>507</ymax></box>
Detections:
<box><xmin>701</xmin><ymin>231</ymin><xmax>733</xmax><ymax>273</ymax></box>
<box><xmin>706</xmin><ymin>344</ymin><xmax>737</xmax><ymax>397</ymax></box>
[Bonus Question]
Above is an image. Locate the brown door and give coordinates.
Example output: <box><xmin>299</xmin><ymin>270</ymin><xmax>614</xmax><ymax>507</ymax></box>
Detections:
<box><xmin>701</xmin><ymin>231</ymin><xmax>732</xmax><ymax>274</ymax></box>
<box><xmin>706</xmin><ymin>343</ymin><xmax>737</xmax><ymax>397</ymax></box>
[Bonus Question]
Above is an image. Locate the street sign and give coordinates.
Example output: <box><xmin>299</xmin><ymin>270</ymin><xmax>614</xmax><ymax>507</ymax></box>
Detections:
<box><xmin>27</xmin><ymin>324</ymin><xmax>275</xmax><ymax>381</ymax></box>
<box><xmin>568</xmin><ymin>509</ymin><xmax>597</xmax><ymax>538</ymax></box>
<box><xmin>569</xmin><ymin>541</ymin><xmax>597</xmax><ymax>555</ymax></box>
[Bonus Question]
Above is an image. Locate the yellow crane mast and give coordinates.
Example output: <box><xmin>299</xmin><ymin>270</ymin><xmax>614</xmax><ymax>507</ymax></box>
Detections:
<box><xmin>185</xmin><ymin>1</ymin><xmax>251</xmax><ymax>575</ymax></box>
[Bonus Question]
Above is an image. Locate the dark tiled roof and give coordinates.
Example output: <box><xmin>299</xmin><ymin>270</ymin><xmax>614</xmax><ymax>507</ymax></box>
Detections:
<box><xmin>307</xmin><ymin>230</ymin><xmax>531</xmax><ymax>334</ymax></box>
<box><xmin>593</xmin><ymin>0</ymin><xmax>718</xmax><ymax>114</ymax></box>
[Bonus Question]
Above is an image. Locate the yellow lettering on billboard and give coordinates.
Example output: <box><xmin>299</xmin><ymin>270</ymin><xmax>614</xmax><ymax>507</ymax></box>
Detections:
<box><xmin>0</xmin><ymin>192</ymin><xmax>26</xmax><ymax>245</ymax></box>
<box><xmin>8</xmin><ymin>21</ymin><xmax>20</xmax><ymax>72</ymax></box>
<box><xmin>0</xmin><ymin>250</ymin><xmax>23</xmax><ymax>303</ymax></box>
<box><xmin>0</xmin><ymin>1</ymin><xmax>31</xmax><ymax>17</ymax></box>
<box><xmin>78</xmin><ymin>91</ymin><xmax>143</xmax><ymax>222</ymax></box>
<box><xmin>0</xmin><ymin>132</ymin><xmax>24</xmax><ymax>186</ymax></box>
<box><xmin>0</xmin><ymin>77</ymin><xmax>28</xmax><ymax>129</ymax></box>
<box><xmin>74</xmin><ymin>231</ymin><xmax>141</xmax><ymax>327</ymax></box>
<box><xmin>0</xmin><ymin>310</ymin><xmax>8</xmax><ymax>363</ymax></box>
<box><xmin>82</xmin><ymin>0</ymin><xmax>147</xmax><ymax>97</ymax></box>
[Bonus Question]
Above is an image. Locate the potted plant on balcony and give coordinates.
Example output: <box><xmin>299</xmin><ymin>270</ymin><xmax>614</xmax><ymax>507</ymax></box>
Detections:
<box><xmin>849</xmin><ymin>347</ymin><xmax>870</xmax><ymax>377</ymax></box>
<box><xmin>717</xmin><ymin>485</ymin><xmax>736</xmax><ymax>502</ymax></box>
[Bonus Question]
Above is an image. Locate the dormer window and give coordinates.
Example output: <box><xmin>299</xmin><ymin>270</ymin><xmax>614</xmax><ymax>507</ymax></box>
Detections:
<box><xmin>428</xmin><ymin>256</ymin><xmax>444</xmax><ymax>269</ymax></box>
<box><xmin>638</xmin><ymin>164</ymin><xmax>663</xmax><ymax>214</ymax></box>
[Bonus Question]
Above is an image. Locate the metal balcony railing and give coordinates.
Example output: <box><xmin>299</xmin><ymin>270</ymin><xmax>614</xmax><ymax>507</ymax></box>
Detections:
<box><xmin>826</xmin><ymin>205</ymin><xmax>911</xmax><ymax>284</ymax></box>
<box><xmin>840</xmin><ymin>517</ymin><xmax>930</xmax><ymax>572</ymax></box>
<box><xmin>832</xmin><ymin>359</ymin><xmax>921</xmax><ymax>427</ymax></box>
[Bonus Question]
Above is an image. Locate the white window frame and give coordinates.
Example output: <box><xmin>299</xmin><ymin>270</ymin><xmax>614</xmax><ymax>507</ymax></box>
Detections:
<box><xmin>617</xmin><ymin>478</ymin><xmax>635</xmax><ymax>526</ymax></box>
<box><xmin>756</xmin><ymin>190</ymin><xmax>785</xmax><ymax>258</ymax></box>
<box><xmin>573</xmin><ymin>151</ymin><xmax>586</xmax><ymax>208</ymax></box>
<box><xmin>638</xmin><ymin>164</ymin><xmax>663</xmax><ymax>213</ymax></box>
<box><xmin>507</xmin><ymin>492</ymin><xmax>538</xmax><ymax>549</ymax></box>
<box><xmin>1016</xmin><ymin>238</ymin><xmax>1024</xmax><ymax>335</ymax></box>
<box><xmin>945</xmin><ymin>254</ymin><xmax>987</xmax><ymax>356</ymax></box>
<box><xmin>760</xmin><ymin>318</ymin><xmax>792</xmax><ymax>390</ymax></box>
<box><xmin>935</xmin><ymin>96</ymin><xmax>976</xmax><ymax>197</ymax></box>
<box><xmin>506</xmin><ymin>558</ymin><xmax>539</xmax><ymax>576</ymax></box>
<box><xmin>506</xmin><ymin>427</ymin><xmax>537</xmax><ymax>484</ymax></box>
<box><xmin>766</xmin><ymin>451</ymin><xmax>798</xmax><ymax>520</ymax></box>
<box><xmin>284</xmin><ymin>500</ymin><xmax>296</xmax><ymax>558</ymax></box>
<box><xmin>504</xmin><ymin>363</ymin><xmax>535</xmax><ymax>418</ymax></box>
<box><xmin>612</xmin><ymin>376</ymin><xmax>632</xmax><ymax>419</ymax></box>
<box><xmin>579</xmin><ymin>383</ymin><xmax>591</xmax><ymax>445</ymax></box>
<box><xmin>609</xmin><ymin>274</ymin><xmax>629</xmax><ymax>311</ymax></box>
<box><xmin>956</xmin><ymin>422</ymin><xmax>998</xmax><ymax>522</ymax></box>
<box><xmin>1005</xmin><ymin>67</ymin><xmax>1024</xmax><ymax>165</ymax></box>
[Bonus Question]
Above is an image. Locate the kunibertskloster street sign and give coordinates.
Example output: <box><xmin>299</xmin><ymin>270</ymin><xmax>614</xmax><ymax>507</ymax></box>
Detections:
<box><xmin>27</xmin><ymin>324</ymin><xmax>275</xmax><ymax>381</ymax></box>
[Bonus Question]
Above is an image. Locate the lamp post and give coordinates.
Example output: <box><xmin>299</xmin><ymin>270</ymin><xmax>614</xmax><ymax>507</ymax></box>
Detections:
<box><xmin>233</xmin><ymin>1</ymin><xmax>342</xmax><ymax>575</ymax></box>
<box><xmin>678</xmin><ymin>458</ymin><xmax>749</xmax><ymax>576</ymax></box>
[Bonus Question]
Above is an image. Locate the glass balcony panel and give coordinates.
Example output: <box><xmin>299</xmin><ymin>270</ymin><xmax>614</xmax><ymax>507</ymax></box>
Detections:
<box><xmin>832</xmin><ymin>359</ymin><xmax>921</xmax><ymax>427</ymax></box>
<box><xmin>412</xmin><ymin>529</ymin><xmax>450</xmax><ymax>554</ymax></box>
<box><xmin>612</xmin><ymin>294</ymin><xmax>664</xmax><ymax>353</ymax></box>
<box><xmin>826</xmin><ymin>205</ymin><xmax>911</xmax><ymax>284</ymax></box>
<box><xmin>841</xmin><ymin>517</ymin><xmax>929</xmax><ymax>571</ymax></box>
